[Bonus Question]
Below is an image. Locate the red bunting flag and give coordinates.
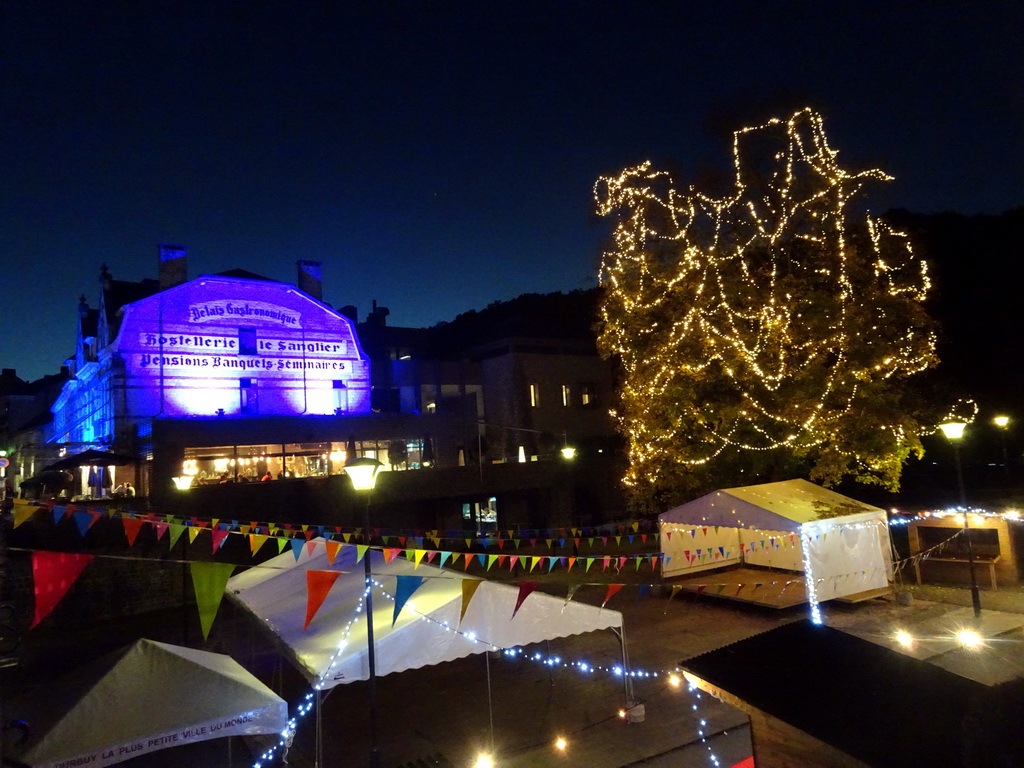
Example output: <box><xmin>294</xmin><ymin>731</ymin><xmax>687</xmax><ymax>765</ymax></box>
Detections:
<box><xmin>383</xmin><ymin>548</ymin><xmax>401</xmax><ymax>564</ymax></box>
<box><xmin>513</xmin><ymin>581</ymin><xmax>538</xmax><ymax>619</ymax></box>
<box><xmin>304</xmin><ymin>570</ymin><xmax>342</xmax><ymax>630</ymax></box>
<box><xmin>121</xmin><ymin>517</ymin><xmax>145</xmax><ymax>547</ymax></box>
<box><xmin>31</xmin><ymin>552</ymin><xmax>95</xmax><ymax>628</ymax></box>
<box><xmin>601</xmin><ymin>583</ymin><xmax>623</xmax><ymax>608</ymax></box>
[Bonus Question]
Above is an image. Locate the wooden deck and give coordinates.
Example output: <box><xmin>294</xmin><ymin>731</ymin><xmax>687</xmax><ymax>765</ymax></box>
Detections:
<box><xmin>671</xmin><ymin>567</ymin><xmax>808</xmax><ymax>609</ymax></box>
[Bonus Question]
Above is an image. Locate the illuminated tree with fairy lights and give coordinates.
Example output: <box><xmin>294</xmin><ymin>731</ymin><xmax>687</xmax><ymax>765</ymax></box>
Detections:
<box><xmin>595</xmin><ymin>108</ymin><xmax>938</xmax><ymax>509</ymax></box>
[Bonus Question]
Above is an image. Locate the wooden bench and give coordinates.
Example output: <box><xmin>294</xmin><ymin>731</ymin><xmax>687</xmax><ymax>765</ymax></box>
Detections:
<box><xmin>914</xmin><ymin>555</ymin><xmax>1001</xmax><ymax>589</ymax></box>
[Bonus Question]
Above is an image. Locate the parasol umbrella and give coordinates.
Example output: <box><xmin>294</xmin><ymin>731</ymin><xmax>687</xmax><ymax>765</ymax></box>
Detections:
<box><xmin>45</xmin><ymin>449</ymin><xmax>137</xmax><ymax>471</ymax></box>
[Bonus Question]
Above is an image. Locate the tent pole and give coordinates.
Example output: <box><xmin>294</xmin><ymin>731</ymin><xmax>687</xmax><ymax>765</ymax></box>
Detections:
<box><xmin>613</xmin><ymin>625</ymin><xmax>634</xmax><ymax>708</ymax></box>
<box><xmin>485</xmin><ymin>651</ymin><xmax>495</xmax><ymax>752</ymax></box>
<box><xmin>316</xmin><ymin>688</ymin><xmax>322</xmax><ymax>767</ymax></box>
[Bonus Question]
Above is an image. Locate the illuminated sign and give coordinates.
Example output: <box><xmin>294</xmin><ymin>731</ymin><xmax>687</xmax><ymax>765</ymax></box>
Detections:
<box><xmin>188</xmin><ymin>300</ymin><xmax>300</xmax><ymax>326</ymax></box>
<box><xmin>113</xmin><ymin>276</ymin><xmax>371</xmax><ymax>417</ymax></box>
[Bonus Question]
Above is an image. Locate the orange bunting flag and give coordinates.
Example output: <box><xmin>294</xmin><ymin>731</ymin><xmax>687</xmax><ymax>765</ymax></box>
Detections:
<box><xmin>512</xmin><ymin>581</ymin><xmax>538</xmax><ymax>619</ymax></box>
<box><xmin>460</xmin><ymin>579</ymin><xmax>483</xmax><ymax>624</ymax></box>
<box><xmin>567</xmin><ymin>557</ymin><xmax>576</xmax><ymax>571</ymax></box>
<box><xmin>249</xmin><ymin>534</ymin><xmax>269</xmax><ymax>556</ymax></box>
<box><xmin>383</xmin><ymin>548</ymin><xmax>401</xmax><ymax>564</ymax></box>
<box><xmin>121</xmin><ymin>517</ymin><xmax>145</xmax><ymax>547</ymax></box>
<box><xmin>463</xmin><ymin>552</ymin><xmax>473</xmax><ymax>570</ymax></box>
<box><xmin>31</xmin><ymin>551</ymin><xmax>95</xmax><ymax>628</ymax></box>
<box><xmin>601</xmin><ymin>583</ymin><xmax>623</xmax><ymax>608</ymax></box>
<box><xmin>304</xmin><ymin>570</ymin><xmax>342</xmax><ymax>631</ymax></box>
<box><xmin>325</xmin><ymin>540</ymin><xmax>342</xmax><ymax>565</ymax></box>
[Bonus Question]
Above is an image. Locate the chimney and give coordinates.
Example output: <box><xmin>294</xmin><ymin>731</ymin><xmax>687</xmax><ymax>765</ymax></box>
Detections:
<box><xmin>159</xmin><ymin>244</ymin><xmax>187</xmax><ymax>289</ymax></box>
<box><xmin>296</xmin><ymin>260</ymin><xmax>323</xmax><ymax>301</ymax></box>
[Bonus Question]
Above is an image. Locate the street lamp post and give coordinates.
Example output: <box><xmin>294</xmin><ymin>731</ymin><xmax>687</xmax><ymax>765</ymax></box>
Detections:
<box><xmin>994</xmin><ymin>415</ymin><xmax>1010</xmax><ymax>478</ymax></box>
<box><xmin>938</xmin><ymin>421</ymin><xmax>982</xmax><ymax>619</ymax></box>
<box><xmin>346</xmin><ymin>456</ymin><xmax>384</xmax><ymax>768</ymax></box>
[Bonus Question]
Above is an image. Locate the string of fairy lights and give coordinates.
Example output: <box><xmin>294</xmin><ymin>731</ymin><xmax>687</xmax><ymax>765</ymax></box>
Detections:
<box><xmin>594</xmin><ymin>107</ymin><xmax>937</xmax><ymax>493</ymax></box>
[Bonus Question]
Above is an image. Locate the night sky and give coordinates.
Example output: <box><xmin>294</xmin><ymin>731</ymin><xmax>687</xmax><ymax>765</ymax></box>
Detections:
<box><xmin>3</xmin><ymin>1</ymin><xmax>1022</xmax><ymax>382</ymax></box>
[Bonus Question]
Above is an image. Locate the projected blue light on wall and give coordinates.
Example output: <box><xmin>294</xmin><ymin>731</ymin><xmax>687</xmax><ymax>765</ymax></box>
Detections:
<box><xmin>112</xmin><ymin>276</ymin><xmax>372</xmax><ymax>417</ymax></box>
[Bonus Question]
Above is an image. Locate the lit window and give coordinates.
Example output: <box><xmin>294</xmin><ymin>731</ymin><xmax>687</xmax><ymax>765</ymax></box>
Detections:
<box><xmin>529</xmin><ymin>384</ymin><xmax>539</xmax><ymax>407</ymax></box>
<box><xmin>581</xmin><ymin>384</ymin><xmax>595</xmax><ymax>406</ymax></box>
<box><xmin>332</xmin><ymin>380</ymin><xmax>347</xmax><ymax>414</ymax></box>
<box><xmin>562</xmin><ymin>384</ymin><xmax>571</xmax><ymax>407</ymax></box>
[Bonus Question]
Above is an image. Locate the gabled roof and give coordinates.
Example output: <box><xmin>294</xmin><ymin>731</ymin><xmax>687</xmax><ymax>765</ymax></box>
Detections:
<box><xmin>210</xmin><ymin>268</ymin><xmax>276</xmax><ymax>281</ymax></box>
<box><xmin>660</xmin><ymin>479</ymin><xmax>884</xmax><ymax>531</ymax></box>
<box><xmin>681</xmin><ymin>620</ymin><xmax>984</xmax><ymax>768</ymax></box>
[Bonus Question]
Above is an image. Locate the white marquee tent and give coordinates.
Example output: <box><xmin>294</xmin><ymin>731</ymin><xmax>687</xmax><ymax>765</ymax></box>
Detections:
<box><xmin>659</xmin><ymin>479</ymin><xmax>893</xmax><ymax>605</ymax></box>
<box><xmin>10</xmin><ymin>639</ymin><xmax>288</xmax><ymax>768</ymax></box>
<box><xmin>227</xmin><ymin>539</ymin><xmax>624</xmax><ymax>688</ymax></box>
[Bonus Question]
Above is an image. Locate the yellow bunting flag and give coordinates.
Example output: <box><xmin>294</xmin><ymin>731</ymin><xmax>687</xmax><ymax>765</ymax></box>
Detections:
<box><xmin>411</xmin><ymin>549</ymin><xmax>427</xmax><ymax>568</ymax></box>
<box><xmin>459</xmin><ymin>579</ymin><xmax>483</xmax><ymax>625</ymax></box>
<box><xmin>187</xmin><ymin>526</ymin><xmax>203</xmax><ymax>544</ymax></box>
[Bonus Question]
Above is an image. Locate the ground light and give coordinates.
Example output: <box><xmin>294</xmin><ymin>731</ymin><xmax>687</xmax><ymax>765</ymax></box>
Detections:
<box><xmin>955</xmin><ymin>629</ymin><xmax>985</xmax><ymax>650</ymax></box>
<box><xmin>894</xmin><ymin>629</ymin><xmax>914</xmax><ymax>650</ymax></box>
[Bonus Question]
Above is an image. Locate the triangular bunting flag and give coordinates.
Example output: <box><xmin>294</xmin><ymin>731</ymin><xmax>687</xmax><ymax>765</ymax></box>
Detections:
<box><xmin>211</xmin><ymin>529</ymin><xmax>230</xmax><ymax>553</ymax></box>
<box><xmin>601</xmin><ymin>583</ymin><xmax>623</xmax><ymax>608</ymax></box>
<box><xmin>168</xmin><ymin>523</ymin><xmax>186</xmax><ymax>550</ymax></box>
<box><xmin>31</xmin><ymin>551</ymin><xmax>94</xmax><ymax>628</ymax></box>
<box><xmin>250</xmin><ymin>534</ymin><xmax>269</xmax><ymax>557</ymax></box>
<box><xmin>460</xmin><ymin>579</ymin><xmax>483</xmax><ymax>624</ymax></box>
<box><xmin>289</xmin><ymin>538</ymin><xmax>305</xmax><ymax>561</ymax></box>
<box><xmin>392</xmin><ymin>575</ymin><xmax>426</xmax><ymax>626</ymax></box>
<box><xmin>189</xmin><ymin>562</ymin><xmax>236</xmax><ymax>640</ymax></box>
<box><xmin>383</xmin><ymin>548</ymin><xmax>401</xmax><ymax>564</ymax></box>
<box><xmin>187</xmin><ymin>526</ymin><xmax>203</xmax><ymax>544</ymax></box>
<box><xmin>121</xmin><ymin>517</ymin><xmax>145</xmax><ymax>547</ymax></box>
<box><xmin>512</xmin><ymin>581</ymin><xmax>538</xmax><ymax>619</ymax></box>
<box><xmin>356</xmin><ymin>544</ymin><xmax>369</xmax><ymax>563</ymax></box>
<box><xmin>325</xmin><ymin>540</ymin><xmax>343</xmax><ymax>565</ymax></box>
<box><xmin>304</xmin><ymin>570</ymin><xmax>342</xmax><ymax>631</ymax></box>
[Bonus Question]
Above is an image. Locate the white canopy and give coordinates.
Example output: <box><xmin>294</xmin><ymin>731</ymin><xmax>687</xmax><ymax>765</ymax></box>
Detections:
<box><xmin>659</xmin><ymin>479</ymin><xmax>892</xmax><ymax>602</ymax></box>
<box><xmin>12</xmin><ymin>639</ymin><xmax>287</xmax><ymax>768</ymax></box>
<box><xmin>228</xmin><ymin>539</ymin><xmax>623</xmax><ymax>689</ymax></box>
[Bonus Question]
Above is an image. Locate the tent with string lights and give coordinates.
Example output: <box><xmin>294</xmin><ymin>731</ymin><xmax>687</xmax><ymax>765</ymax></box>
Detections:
<box><xmin>227</xmin><ymin>539</ymin><xmax>625</xmax><ymax>688</ymax></box>
<box><xmin>659</xmin><ymin>479</ymin><xmax>892</xmax><ymax>604</ymax></box>
<box><xmin>8</xmin><ymin>639</ymin><xmax>287</xmax><ymax>768</ymax></box>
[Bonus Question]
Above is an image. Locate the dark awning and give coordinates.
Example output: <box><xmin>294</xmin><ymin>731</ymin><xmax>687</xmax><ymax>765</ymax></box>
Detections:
<box><xmin>44</xmin><ymin>449</ymin><xmax>138</xmax><ymax>471</ymax></box>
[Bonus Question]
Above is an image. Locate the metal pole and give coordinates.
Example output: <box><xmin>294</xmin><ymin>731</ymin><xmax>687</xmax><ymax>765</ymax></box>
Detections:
<box><xmin>364</xmin><ymin>497</ymin><xmax>381</xmax><ymax>768</ymax></box>
<box><xmin>485</xmin><ymin>651</ymin><xmax>495</xmax><ymax>753</ymax></box>
<box><xmin>954</xmin><ymin>445</ymin><xmax>982</xmax><ymax>618</ymax></box>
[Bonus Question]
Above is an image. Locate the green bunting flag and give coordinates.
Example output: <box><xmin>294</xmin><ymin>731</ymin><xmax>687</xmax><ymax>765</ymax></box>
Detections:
<box><xmin>189</xmin><ymin>562</ymin><xmax>236</xmax><ymax>640</ymax></box>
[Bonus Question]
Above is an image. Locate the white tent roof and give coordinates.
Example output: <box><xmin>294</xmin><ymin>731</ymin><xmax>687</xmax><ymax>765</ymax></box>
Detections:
<box><xmin>228</xmin><ymin>539</ymin><xmax>623</xmax><ymax>689</ymax></box>
<box><xmin>13</xmin><ymin>639</ymin><xmax>287</xmax><ymax>768</ymax></box>
<box><xmin>659</xmin><ymin>478</ymin><xmax>885</xmax><ymax>532</ymax></box>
